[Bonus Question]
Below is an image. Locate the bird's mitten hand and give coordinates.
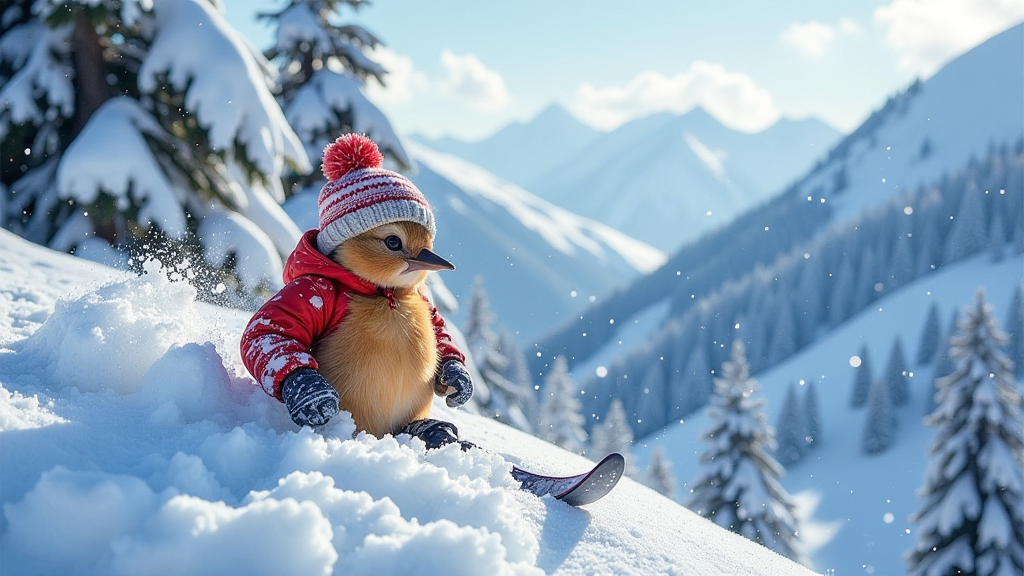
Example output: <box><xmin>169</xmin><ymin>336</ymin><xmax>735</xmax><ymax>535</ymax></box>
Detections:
<box><xmin>281</xmin><ymin>367</ymin><xmax>340</xmax><ymax>427</ymax></box>
<box><xmin>435</xmin><ymin>360</ymin><xmax>473</xmax><ymax>408</ymax></box>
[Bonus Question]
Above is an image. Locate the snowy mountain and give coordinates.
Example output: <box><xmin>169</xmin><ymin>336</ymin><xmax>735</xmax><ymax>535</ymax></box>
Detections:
<box><xmin>286</xmin><ymin>142</ymin><xmax>666</xmax><ymax>342</ymax></box>
<box><xmin>526</xmin><ymin>108</ymin><xmax>840</xmax><ymax>251</ymax></box>
<box><xmin>412</xmin><ymin>104</ymin><xmax>600</xmax><ymax>188</ymax></box>
<box><xmin>0</xmin><ymin>229</ymin><xmax>815</xmax><ymax>576</ymax></box>
<box><xmin>535</xmin><ymin>23</ymin><xmax>1024</xmax><ymax>386</ymax></box>
<box><xmin>798</xmin><ymin>23</ymin><xmax>1024</xmax><ymax>226</ymax></box>
<box><xmin>633</xmin><ymin>251</ymin><xmax>1023</xmax><ymax>576</ymax></box>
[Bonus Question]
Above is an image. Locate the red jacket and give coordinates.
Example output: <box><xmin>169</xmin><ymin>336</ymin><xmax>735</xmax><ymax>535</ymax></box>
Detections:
<box><xmin>240</xmin><ymin>229</ymin><xmax>465</xmax><ymax>400</ymax></box>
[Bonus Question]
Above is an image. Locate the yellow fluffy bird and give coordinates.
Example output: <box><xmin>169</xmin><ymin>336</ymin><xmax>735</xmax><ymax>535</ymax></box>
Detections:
<box><xmin>240</xmin><ymin>134</ymin><xmax>473</xmax><ymax>449</ymax></box>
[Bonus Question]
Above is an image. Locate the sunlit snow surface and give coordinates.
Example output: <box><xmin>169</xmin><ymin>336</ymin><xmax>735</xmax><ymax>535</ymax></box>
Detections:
<box><xmin>0</xmin><ymin>230</ymin><xmax>810</xmax><ymax>576</ymax></box>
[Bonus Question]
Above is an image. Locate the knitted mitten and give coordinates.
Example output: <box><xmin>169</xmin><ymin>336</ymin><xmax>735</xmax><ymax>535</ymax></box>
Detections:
<box><xmin>434</xmin><ymin>360</ymin><xmax>473</xmax><ymax>408</ymax></box>
<box><xmin>401</xmin><ymin>418</ymin><xmax>475</xmax><ymax>451</ymax></box>
<box><xmin>281</xmin><ymin>368</ymin><xmax>340</xmax><ymax>427</ymax></box>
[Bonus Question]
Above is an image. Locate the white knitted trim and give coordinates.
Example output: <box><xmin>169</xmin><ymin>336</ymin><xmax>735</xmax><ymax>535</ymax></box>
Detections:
<box><xmin>316</xmin><ymin>199</ymin><xmax>436</xmax><ymax>255</ymax></box>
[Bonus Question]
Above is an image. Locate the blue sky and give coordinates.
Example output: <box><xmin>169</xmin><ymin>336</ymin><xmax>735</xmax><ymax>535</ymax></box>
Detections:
<box><xmin>222</xmin><ymin>0</ymin><xmax>1023</xmax><ymax>141</ymax></box>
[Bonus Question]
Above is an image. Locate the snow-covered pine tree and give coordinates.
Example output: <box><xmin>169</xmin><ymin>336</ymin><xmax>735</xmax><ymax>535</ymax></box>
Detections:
<box><xmin>884</xmin><ymin>337</ymin><xmax>911</xmax><ymax>406</ymax></box>
<box><xmin>259</xmin><ymin>0</ymin><xmax>409</xmax><ymax>197</ymax></box>
<box><xmin>828</xmin><ymin>253</ymin><xmax>856</xmax><ymax>327</ymax></box>
<box><xmin>1004</xmin><ymin>285</ymin><xmax>1023</xmax><ymax>379</ymax></box>
<box><xmin>497</xmin><ymin>328</ymin><xmax>537</xmax><ymax>429</ymax></box>
<box><xmin>887</xmin><ymin>231</ymin><xmax>915</xmax><ymax>292</ymax></box>
<box><xmin>768</xmin><ymin>295</ymin><xmax>798</xmax><ymax>365</ymax></box>
<box><xmin>803</xmin><ymin>379</ymin><xmax>821</xmax><ymax>448</ymax></box>
<box><xmin>988</xmin><ymin>209</ymin><xmax>1006</xmax><ymax>262</ymax></box>
<box><xmin>917</xmin><ymin>302</ymin><xmax>942</xmax><ymax>365</ymax></box>
<box><xmin>944</xmin><ymin>182</ymin><xmax>987</xmax><ymax>263</ymax></box>
<box><xmin>862</xmin><ymin>371</ymin><xmax>898</xmax><ymax>454</ymax></box>
<box><xmin>589</xmin><ymin>398</ymin><xmax>639</xmax><ymax>477</ymax></box>
<box><xmin>906</xmin><ymin>289</ymin><xmax>1024</xmax><ymax>576</ymax></box>
<box><xmin>644</xmin><ymin>446</ymin><xmax>676</xmax><ymax>499</ymax></box>
<box><xmin>537</xmin><ymin>356</ymin><xmax>587</xmax><ymax>454</ymax></box>
<box><xmin>687</xmin><ymin>340</ymin><xmax>803</xmax><ymax>561</ymax></box>
<box><xmin>462</xmin><ymin>277</ymin><xmax>531</xmax><ymax>431</ymax></box>
<box><xmin>775</xmin><ymin>382</ymin><xmax>807</xmax><ymax>466</ymax></box>
<box><xmin>851</xmin><ymin>344</ymin><xmax>874</xmax><ymax>408</ymax></box>
<box><xmin>681</xmin><ymin>345</ymin><xmax>713</xmax><ymax>415</ymax></box>
<box><xmin>1</xmin><ymin>0</ymin><xmax>309</xmax><ymax>298</ymax></box>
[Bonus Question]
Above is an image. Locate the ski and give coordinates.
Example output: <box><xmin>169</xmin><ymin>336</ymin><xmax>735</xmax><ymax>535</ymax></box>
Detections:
<box><xmin>511</xmin><ymin>453</ymin><xmax>625</xmax><ymax>506</ymax></box>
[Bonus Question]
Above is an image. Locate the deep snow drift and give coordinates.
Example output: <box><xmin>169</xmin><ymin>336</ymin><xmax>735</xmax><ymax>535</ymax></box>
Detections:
<box><xmin>0</xmin><ymin>230</ymin><xmax>811</xmax><ymax>576</ymax></box>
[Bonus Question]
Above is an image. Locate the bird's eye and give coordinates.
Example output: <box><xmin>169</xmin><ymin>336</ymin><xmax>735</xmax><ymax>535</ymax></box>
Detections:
<box><xmin>384</xmin><ymin>235</ymin><xmax>403</xmax><ymax>251</ymax></box>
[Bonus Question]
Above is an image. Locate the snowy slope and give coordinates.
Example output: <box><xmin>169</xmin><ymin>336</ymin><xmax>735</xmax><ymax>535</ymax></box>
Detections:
<box><xmin>286</xmin><ymin>142</ymin><xmax>666</xmax><ymax>342</ymax></box>
<box><xmin>632</xmin><ymin>252</ymin><xmax>1023</xmax><ymax>575</ymax></box>
<box><xmin>527</xmin><ymin>108</ymin><xmax>840</xmax><ymax>251</ymax></box>
<box><xmin>0</xmin><ymin>229</ymin><xmax>814</xmax><ymax>576</ymax></box>
<box><xmin>413</xmin><ymin>104</ymin><xmax>600</xmax><ymax>188</ymax></box>
<box><xmin>801</xmin><ymin>23</ymin><xmax>1024</xmax><ymax>224</ymax></box>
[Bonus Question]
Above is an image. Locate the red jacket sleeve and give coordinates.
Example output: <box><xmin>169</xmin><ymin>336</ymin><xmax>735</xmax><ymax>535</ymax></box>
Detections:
<box><xmin>240</xmin><ymin>276</ymin><xmax>343</xmax><ymax>400</ymax></box>
<box><xmin>426</xmin><ymin>300</ymin><xmax>466</xmax><ymax>366</ymax></box>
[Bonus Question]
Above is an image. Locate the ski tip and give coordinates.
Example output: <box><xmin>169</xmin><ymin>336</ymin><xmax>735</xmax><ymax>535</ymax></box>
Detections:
<box><xmin>559</xmin><ymin>453</ymin><xmax>626</xmax><ymax>507</ymax></box>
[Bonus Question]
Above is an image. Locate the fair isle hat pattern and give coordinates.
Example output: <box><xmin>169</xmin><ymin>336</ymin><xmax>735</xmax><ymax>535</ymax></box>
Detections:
<box><xmin>316</xmin><ymin>134</ymin><xmax>435</xmax><ymax>256</ymax></box>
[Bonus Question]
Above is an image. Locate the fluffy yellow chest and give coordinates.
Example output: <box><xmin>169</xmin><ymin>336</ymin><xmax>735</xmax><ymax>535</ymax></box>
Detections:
<box><xmin>312</xmin><ymin>290</ymin><xmax>437</xmax><ymax>437</ymax></box>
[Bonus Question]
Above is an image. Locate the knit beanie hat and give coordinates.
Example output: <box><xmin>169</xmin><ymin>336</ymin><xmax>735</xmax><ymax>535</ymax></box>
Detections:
<box><xmin>315</xmin><ymin>134</ymin><xmax>435</xmax><ymax>256</ymax></box>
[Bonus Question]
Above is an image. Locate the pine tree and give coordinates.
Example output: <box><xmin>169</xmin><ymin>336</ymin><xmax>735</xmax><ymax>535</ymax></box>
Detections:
<box><xmin>635</xmin><ymin>362</ymin><xmax>667</xmax><ymax>438</ymax></box>
<box><xmin>1004</xmin><ymin>285</ymin><xmax>1023</xmax><ymax>379</ymax></box>
<box><xmin>260</xmin><ymin>0</ymin><xmax>410</xmax><ymax>196</ymax></box>
<box><xmin>589</xmin><ymin>399</ymin><xmax>639</xmax><ymax>477</ymax></box>
<box><xmin>768</xmin><ymin>295</ymin><xmax>798</xmax><ymax>365</ymax></box>
<box><xmin>861</xmin><ymin>376</ymin><xmax>897</xmax><ymax>454</ymax></box>
<box><xmin>1</xmin><ymin>0</ymin><xmax>308</xmax><ymax>298</ymax></box>
<box><xmin>906</xmin><ymin>289</ymin><xmax>1024</xmax><ymax>576</ymax></box>
<box><xmin>917</xmin><ymin>302</ymin><xmax>942</xmax><ymax>365</ymax></box>
<box><xmin>803</xmin><ymin>380</ymin><xmax>821</xmax><ymax>448</ymax></box>
<box><xmin>682</xmin><ymin>346</ymin><xmax>713</xmax><ymax>415</ymax></box>
<box><xmin>828</xmin><ymin>254</ymin><xmax>856</xmax><ymax>327</ymax></box>
<box><xmin>497</xmin><ymin>329</ymin><xmax>538</xmax><ymax>427</ymax></box>
<box><xmin>928</xmin><ymin>310</ymin><xmax>961</xmax><ymax>415</ymax></box>
<box><xmin>687</xmin><ymin>340</ymin><xmax>803</xmax><ymax>561</ymax></box>
<box><xmin>537</xmin><ymin>356</ymin><xmax>588</xmax><ymax>454</ymax></box>
<box><xmin>988</xmin><ymin>209</ymin><xmax>1006</xmax><ymax>262</ymax></box>
<box><xmin>888</xmin><ymin>235</ymin><xmax>915</xmax><ymax>291</ymax></box>
<box><xmin>775</xmin><ymin>382</ymin><xmax>807</xmax><ymax>466</ymax></box>
<box><xmin>884</xmin><ymin>338</ymin><xmax>911</xmax><ymax>406</ymax></box>
<box><xmin>462</xmin><ymin>277</ymin><xmax>532</xmax><ymax>431</ymax></box>
<box><xmin>851</xmin><ymin>344</ymin><xmax>874</xmax><ymax>408</ymax></box>
<box><xmin>644</xmin><ymin>447</ymin><xmax>676</xmax><ymax>499</ymax></box>
<box><xmin>944</xmin><ymin>183</ymin><xmax>987</xmax><ymax>263</ymax></box>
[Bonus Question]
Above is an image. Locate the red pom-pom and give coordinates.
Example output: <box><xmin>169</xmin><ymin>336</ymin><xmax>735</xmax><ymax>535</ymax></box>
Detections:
<box><xmin>322</xmin><ymin>134</ymin><xmax>384</xmax><ymax>181</ymax></box>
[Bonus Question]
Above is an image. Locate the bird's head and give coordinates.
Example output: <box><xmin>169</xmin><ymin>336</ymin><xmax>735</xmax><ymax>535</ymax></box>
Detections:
<box><xmin>330</xmin><ymin>220</ymin><xmax>454</xmax><ymax>289</ymax></box>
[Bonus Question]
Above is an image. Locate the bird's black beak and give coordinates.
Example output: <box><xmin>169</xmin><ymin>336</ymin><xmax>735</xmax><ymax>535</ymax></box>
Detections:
<box><xmin>404</xmin><ymin>249</ymin><xmax>455</xmax><ymax>273</ymax></box>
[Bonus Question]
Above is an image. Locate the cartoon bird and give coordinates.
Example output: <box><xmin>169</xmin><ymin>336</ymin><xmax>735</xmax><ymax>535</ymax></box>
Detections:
<box><xmin>240</xmin><ymin>134</ymin><xmax>473</xmax><ymax>449</ymax></box>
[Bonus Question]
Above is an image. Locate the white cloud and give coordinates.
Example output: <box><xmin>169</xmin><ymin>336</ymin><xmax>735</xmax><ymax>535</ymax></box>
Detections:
<box><xmin>874</xmin><ymin>0</ymin><xmax>1024</xmax><ymax>75</ymax></box>
<box><xmin>364</xmin><ymin>47</ymin><xmax>511</xmax><ymax>114</ymax></box>
<box><xmin>571</xmin><ymin>61</ymin><xmax>780</xmax><ymax>133</ymax></box>
<box><xmin>781</xmin><ymin>18</ymin><xmax>862</xmax><ymax>59</ymax></box>
<box><xmin>437</xmin><ymin>50</ymin><xmax>512</xmax><ymax>112</ymax></box>
<box><xmin>363</xmin><ymin>46</ymin><xmax>428</xmax><ymax>106</ymax></box>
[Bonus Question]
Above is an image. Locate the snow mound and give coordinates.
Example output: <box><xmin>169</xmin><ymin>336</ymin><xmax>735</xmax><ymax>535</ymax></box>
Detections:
<box><xmin>0</xmin><ymin>230</ymin><xmax>811</xmax><ymax>575</ymax></box>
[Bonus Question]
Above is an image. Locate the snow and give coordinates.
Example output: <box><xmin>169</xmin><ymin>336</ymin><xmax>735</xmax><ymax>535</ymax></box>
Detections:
<box><xmin>56</xmin><ymin>98</ymin><xmax>188</xmax><ymax>237</ymax></box>
<box><xmin>804</xmin><ymin>24</ymin><xmax>1023</xmax><ymax>225</ymax></box>
<box><xmin>0</xmin><ymin>229</ymin><xmax>812</xmax><ymax>576</ymax></box>
<box><xmin>0</xmin><ymin>21</ymin><xmax>73</xmax><ymax>132</ymax></box>
<box><xmin>635</xmin><ymin>251</ymin><xmax>1024</xmax><ymax>574</ymax></box>
<box><xmin>139</xmin><ymin>0</ymin><xmax>309</xmax><ymax>177</ymax></box>
<box><xmin>525</xmin><ymin>109</ymin><xmax>841</xmax><ymax>251</ymax></box>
